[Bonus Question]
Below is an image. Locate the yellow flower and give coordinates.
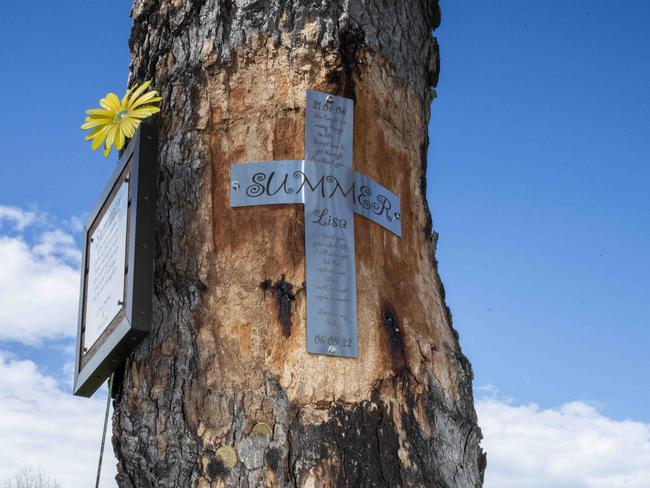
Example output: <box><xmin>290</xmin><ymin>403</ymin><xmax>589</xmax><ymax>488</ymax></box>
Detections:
<box><xmin>81</xmin><ymin>81</ymin><xmax>161</xmax><ymax>157</ymax></box>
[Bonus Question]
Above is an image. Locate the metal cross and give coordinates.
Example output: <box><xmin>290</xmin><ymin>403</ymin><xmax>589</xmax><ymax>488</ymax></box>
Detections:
<box><xmin>230</xmin><ymin>90</ymin><xmax>401</xmax><ymax>357</ymax></box>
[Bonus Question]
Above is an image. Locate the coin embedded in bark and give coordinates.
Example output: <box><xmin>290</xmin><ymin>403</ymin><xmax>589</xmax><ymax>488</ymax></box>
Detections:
<box><xmin>216</xmin><ymin>446</ymin><xmax>237</xmax><ymax>468</ymax></box>
<box><xmin>251</xmin><ymin>422</ymin><xmax>273</xmax><ymax>436</ymax></box>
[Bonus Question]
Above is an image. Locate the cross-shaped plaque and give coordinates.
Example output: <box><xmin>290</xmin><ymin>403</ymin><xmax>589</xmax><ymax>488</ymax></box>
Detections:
<box><xmin>230</xmin><ymin>90</ymin><xmax>401</xmax><ymax>358</ymax></box>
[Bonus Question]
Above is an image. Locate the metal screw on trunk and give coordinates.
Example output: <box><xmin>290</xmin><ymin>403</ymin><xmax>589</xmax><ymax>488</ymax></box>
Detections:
<box><xmin>394</xmin><ymin>212</ymin><xmax>401</xmax><ymax>221</ymax></box>
<box><xmin>232</xmin><ymin>181</ymin><xmax>240</xmax><ymax>191</ymax></box>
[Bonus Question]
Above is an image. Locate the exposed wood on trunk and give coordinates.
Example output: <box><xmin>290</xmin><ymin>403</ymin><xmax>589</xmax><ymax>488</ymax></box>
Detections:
<box><xmin>112</xmin><ymin>1</ymin><xmax>485</xmax><ymax>486</ymax></box>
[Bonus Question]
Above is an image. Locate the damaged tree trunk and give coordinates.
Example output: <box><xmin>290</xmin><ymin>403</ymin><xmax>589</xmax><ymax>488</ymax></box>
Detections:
<box><xmin>112</xmin><ymin>1</ymin><xmax>485</xmax><ymax>486</ymax></box>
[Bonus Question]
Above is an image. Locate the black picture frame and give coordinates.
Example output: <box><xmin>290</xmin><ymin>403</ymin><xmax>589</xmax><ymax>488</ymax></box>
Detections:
<box><xmin>73</xmin><ymin>124</ymin><xmax>157</xmax><ymax>397</ymax></box>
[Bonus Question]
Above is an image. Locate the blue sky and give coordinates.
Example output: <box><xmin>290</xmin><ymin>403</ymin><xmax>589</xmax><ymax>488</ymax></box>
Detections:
<box><xmin>0</xmin><ymin>2</ymin><xmax>131</xmax><ymax>213</ymax></box>
<box><xmin>0</xmin><ymin>1</ymin><xmax>649</xmax><ymax>486</ymax></box>
<box><xmin>430</xmin><ymin>0</ymin><xmax>650</xmax><ymax>422</ymax></box>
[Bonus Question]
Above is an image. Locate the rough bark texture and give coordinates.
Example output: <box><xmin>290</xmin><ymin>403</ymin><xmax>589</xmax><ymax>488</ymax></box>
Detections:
<box><xmin>112</xmin><ymin>1</ymin><xmax>485</xmax><ymax>486</ymax></box>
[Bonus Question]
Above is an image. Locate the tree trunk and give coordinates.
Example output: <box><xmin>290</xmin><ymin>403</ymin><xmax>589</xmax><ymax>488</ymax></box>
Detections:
<box><xmin>112</xmin><ymin>1</ymin><xmax>485</xmax><ymax>487</ymax></box>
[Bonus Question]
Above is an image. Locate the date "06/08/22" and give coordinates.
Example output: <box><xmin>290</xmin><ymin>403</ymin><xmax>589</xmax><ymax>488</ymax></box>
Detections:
<box><xmin>314</xmin><ymin>335</ymin><xmax>352</xmax><ymax>353</ymax></box>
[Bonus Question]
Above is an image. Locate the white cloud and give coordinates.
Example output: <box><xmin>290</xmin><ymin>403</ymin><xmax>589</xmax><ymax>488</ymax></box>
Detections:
<box><xmin>0</xmin><ymin>206</ymin><xmax>37</xmax><ymax>231</ymax></box>
<box><xmin>33</xmin><ymin>229</ymin><xmax>82</xmax><ymax>264</ymax></box>
<box><xmin>0</xmin><ymin>351</ymin><xmax>118</xmax><ymax>487</ymax></box>
<box><xmin>478</xmin><ymin>396</ymin><xmax>650</xmax><ymax>488</ymax></box>
<box><xmin>64</xmin><ymin>214</ymin><xmax>86</xmax><ymax>234</ymax></box>
<box><xmin>0</xmin><ymin>206</ymin><xmax>117</xmax><ymax>486</ymax></box>
<box><xmin>0</xmin><ymin>217</ymin><xmax>80</xmax><ymax>344</ymax></box>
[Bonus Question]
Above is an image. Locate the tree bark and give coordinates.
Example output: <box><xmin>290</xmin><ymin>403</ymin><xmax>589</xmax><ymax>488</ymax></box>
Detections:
<box><xmin>112</xmin><ymin>1</ymin><xmax>485</xmax><ymax>487</ymax></box>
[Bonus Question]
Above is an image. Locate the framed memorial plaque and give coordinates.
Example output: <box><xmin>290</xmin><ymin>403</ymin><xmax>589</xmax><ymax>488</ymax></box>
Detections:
<box><xmin>73</xmin><ymin>125</ymin><xmax>157</xmax><ymax>397</ymax></box>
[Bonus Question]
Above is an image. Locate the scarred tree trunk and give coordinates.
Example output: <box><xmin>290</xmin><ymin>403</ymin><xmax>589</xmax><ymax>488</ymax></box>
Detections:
<box><xmin>112</xmin><ymin>1</ymin><xmax>485</xmax><ymax>486</ymax></box>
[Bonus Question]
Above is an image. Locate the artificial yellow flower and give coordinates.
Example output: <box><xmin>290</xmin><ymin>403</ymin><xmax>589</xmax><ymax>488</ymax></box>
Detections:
<box><xmin>81</xmin><ymin>81</ymin><xmax>161</xmax><ymax>157</ymax></box>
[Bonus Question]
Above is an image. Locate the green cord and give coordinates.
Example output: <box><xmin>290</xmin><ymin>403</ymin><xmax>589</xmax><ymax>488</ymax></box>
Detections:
<box><xmin>95</xmin><ymin>373</ymin><xmax>114</xmax><ymax>488</ymax></box>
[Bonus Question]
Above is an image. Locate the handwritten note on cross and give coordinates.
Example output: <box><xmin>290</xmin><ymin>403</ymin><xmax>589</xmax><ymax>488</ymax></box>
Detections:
<box><xmin>230</xmin><ymin>90</ymin><xmax>401</xmax><ymax>357</ymax></box>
